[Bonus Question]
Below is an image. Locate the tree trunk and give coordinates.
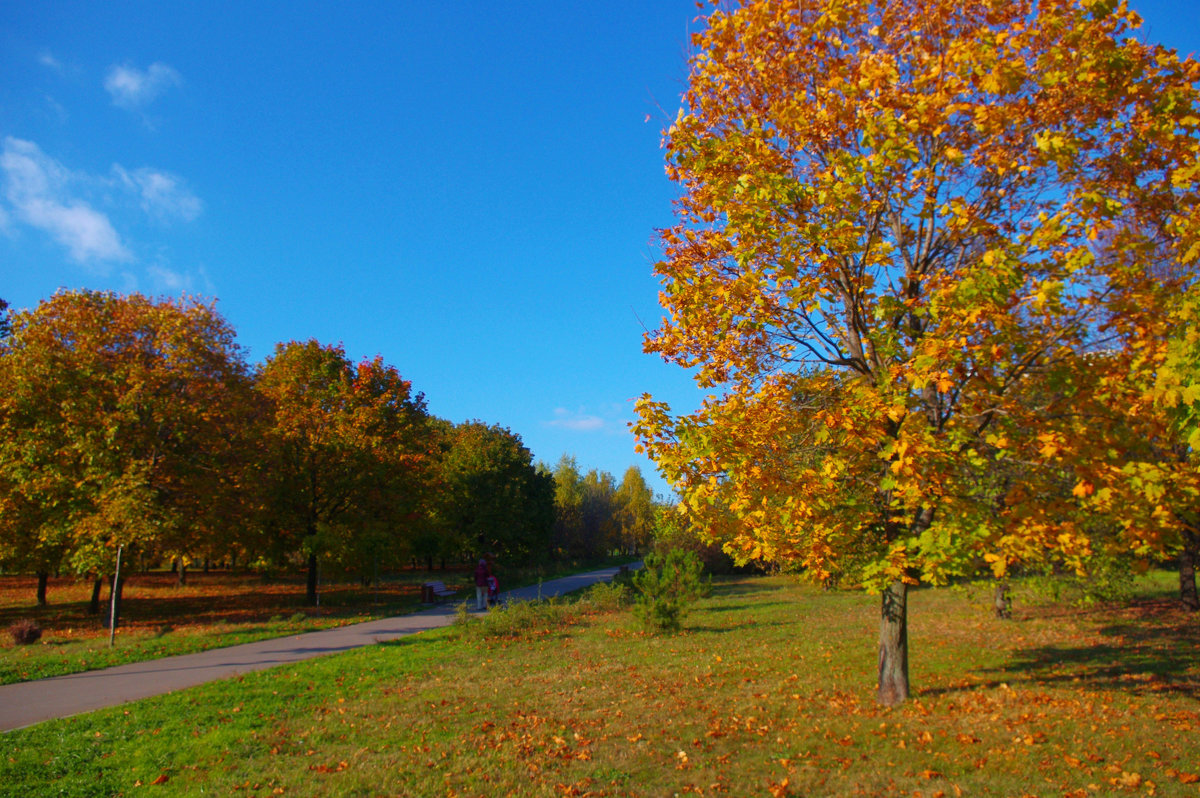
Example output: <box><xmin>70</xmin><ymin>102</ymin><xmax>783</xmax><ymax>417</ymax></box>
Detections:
<box><xmin>1180</xmin><ymin>538</ymin><xmax>1199</xmax><ymax>612</ymax></box>
<box><xmin>36</xmin><ymin>571</ymin><xmax>49</xmax><ymax>607</ymax></box>
<box><xmin>306</xmin><ymin>552</ymin><xmax>319</xmax><ymax>606</ymax></box>
<box><xmin>877</xmin><ymin>580</ymin><xmax>910</xmax><ymax>706</ymax></box>
<box><xmin>177</xmin><ymin>559</ymin><xmax>187</xmax><ymax>586</ymax></box>
<box><xmin>89</xmin><ymin>576</ymin><xmax>104</xmax><ymax>614</ymax></box>
<box><xmin>993</xmin><ymin>580</ymin><xmax>1012</xmax><ymax>619</ymax></box>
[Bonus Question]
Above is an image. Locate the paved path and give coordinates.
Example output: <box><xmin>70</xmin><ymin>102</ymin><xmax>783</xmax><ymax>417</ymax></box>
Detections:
<box><xmin>0</xmin><ymin>563</ymin><xmax>635</xmax><ymax>732</ymax></box>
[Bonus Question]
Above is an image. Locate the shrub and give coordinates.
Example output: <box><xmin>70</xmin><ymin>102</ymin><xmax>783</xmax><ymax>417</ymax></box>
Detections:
<box><xmin>456</xmin><ymin>597</ymin><xmax>574</xmax><ymax>641</ymax></box>
<box><xmin>1021</xmin><ymin>552</ymin><xmax>1137</xmax><ymax>608</ymax></box>
<box><xmin>8</xmin><ymin>619</ymin><xmax>43</xmax><ymax>645</ymax></box>
<box><xmin>632</xmin><ymin>549</ymin><xmax>711</xmax><ymax>633</ymax></box>
<box><xmin>582</xmin><ymin>580</ymin><xmax>632</xmax><ymax>613</ymax></box>
<box><xmin>453</xmin><ymin>600</ymin><xmax>472</xmax><ymax>629</ymax></box>
<box><xmin>1075</xmin><ymin>552</ymin><xmax>1136</xmax><ymax>606</ymax></box>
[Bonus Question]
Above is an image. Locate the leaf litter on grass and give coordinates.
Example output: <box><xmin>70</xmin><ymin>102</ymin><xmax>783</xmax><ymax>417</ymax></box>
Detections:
<box><xmin>4</xmin><ymin>573</ymin><xmax>1199</xmax><ymax>796</ymax></box>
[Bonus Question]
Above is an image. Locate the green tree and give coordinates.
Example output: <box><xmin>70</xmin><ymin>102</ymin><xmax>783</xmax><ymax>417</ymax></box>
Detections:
<box><xmin>434</xmin><ymin>420</ymin><xmax>554</xmax><ymax>565</ymax></box>
<box><xmin>632</xmin><ymin>548</ymin><xmax>711</xmax><ymax>632</ymax></box>
<box><xmin>580</xmin><ymin>468</ymin><xmax>618</xmax><ymax>559</ymax></box>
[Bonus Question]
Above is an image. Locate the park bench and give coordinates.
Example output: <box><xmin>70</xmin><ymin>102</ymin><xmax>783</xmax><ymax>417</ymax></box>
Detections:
<box><xmin>421</xmin><ymin>581</ymin><xmax>458</xmax><ymax>604</ymax></box>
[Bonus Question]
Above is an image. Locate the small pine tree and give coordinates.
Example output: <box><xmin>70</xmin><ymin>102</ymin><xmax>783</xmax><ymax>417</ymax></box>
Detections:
<box><xmin>632</xmin><ymin>549</ymin><xmax>710</xmax><ymax>632</ymax></box>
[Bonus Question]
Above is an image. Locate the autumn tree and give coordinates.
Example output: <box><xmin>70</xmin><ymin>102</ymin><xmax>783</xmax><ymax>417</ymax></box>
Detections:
<box><xmin>614</xmin><ymin>465</ymin><xmax>657</xmax><ymax>555</ymax></box>
<box><xmin>256</xmin><ymin>340</ymin><xmax>429</xmax><ymax>604</ymax></box>
<box><xmin>0</xmin><ymin>291</ymin><xmax>255</xmax><ymax>606</ymax></box>
<box><xmin>550</xmin><ymin>455</ymin><xmax>586</xmax><ymax>559</ymax></box>
<box><xmin>1086</xmin><ymin>288</ymin><xmax>1200</xmax><ymax>611</ymax></box>
<box><xmin>634</xmin><ymin>0</ymin><xmax>1199</xmax><ymax>704</ymax></box>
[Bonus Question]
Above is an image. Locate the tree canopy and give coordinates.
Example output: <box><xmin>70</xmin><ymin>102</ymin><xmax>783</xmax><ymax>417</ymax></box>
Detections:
<box><xmin>634</xmin><ymin>0</ymin><xmax>1200</xmax><ymax>704</ymax></box>
<box><xmin>0</xmin><ymin>291</ymin><xmax>255</xmax><ymax>592</ymax></box>
<box><xmin>0</xmin><ymin>291</ymin><xmax>650</xmax><ymax>608</ymax></box>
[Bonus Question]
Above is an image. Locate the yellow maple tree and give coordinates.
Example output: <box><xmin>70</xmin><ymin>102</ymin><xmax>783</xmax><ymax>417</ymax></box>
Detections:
<box><xmin>634</xmin><ymin>0</ymin><xmax>1199</xmax><ymax>704</ymax></box>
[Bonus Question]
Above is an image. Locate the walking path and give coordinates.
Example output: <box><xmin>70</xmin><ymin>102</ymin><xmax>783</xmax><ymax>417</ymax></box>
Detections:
<box><xmin>0</xmin><ymin>563</ymin><xmax>635</xmax><ymax>732</ymax></box>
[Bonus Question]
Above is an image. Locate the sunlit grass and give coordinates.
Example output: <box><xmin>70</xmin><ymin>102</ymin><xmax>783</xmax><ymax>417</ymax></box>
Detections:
<box><xmin>3</xmin><ymin>571</ymin><xmax>1198</xmax><ymax>796</ymax></box>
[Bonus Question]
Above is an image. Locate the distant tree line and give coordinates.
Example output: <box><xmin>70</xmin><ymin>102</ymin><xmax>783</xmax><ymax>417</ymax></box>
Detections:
<box><xmin>0</xmin><ymin>291</ymin><xmax>660</xmax><ymax>607</ymax></box>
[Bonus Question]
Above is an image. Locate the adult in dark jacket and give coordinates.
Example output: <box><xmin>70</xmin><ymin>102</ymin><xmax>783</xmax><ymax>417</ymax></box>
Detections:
<box><xmin>473</xmin><ymin>559</ymin><xmax>490</xmax><ymax>610</ymax></box>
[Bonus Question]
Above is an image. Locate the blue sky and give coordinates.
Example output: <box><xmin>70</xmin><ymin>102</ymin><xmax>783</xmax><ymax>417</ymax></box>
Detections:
<box><xmin>1</xmin><ymin>1</ymin><xmax>706</xmax><ymax>495</ymax></box>
<box><xmin>2</xmin><ymin>1</ymin><xmax>1197</xmax><ymax>497</ymax></box>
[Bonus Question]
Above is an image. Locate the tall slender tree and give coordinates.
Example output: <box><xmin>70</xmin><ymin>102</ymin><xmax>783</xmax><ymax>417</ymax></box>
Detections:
<box><xmin>614</xmin><ymin>466</ymin><xmax>656</xmax><ymax>555</ymax></box>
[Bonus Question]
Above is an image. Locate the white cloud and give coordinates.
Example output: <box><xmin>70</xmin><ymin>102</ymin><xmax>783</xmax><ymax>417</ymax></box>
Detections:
<box><xmin>1</xmin><ymin>137</ymin><xmax>129</xmax><ymax>262</ymax></box>
<box><xmin>146</xmin><ymin>263</ymin><xmax>189</xmax><ymax>292</ymax></box>
<box><xmin>113</xmin><ymin>166</ymin><xmax>202</xmax><ymax>222</ymax></box>
<box><xmin>104</xmin><ymin>62</ymin><xmax>181</xmax><ymax>110</ymax></box>
<box><xmin>44</xmin><ymin>95</ymin><xmax>69</xmax><ymax>124</ymax></box>
<box><xmin>547</xmin><ymin>407</ymin><xmax>606</xmax><ymax>432</ymax></box>
<box><xmin>38</xmin><ymin>51</ymin><xmax>63</xmax><ymax>72</ymax></box>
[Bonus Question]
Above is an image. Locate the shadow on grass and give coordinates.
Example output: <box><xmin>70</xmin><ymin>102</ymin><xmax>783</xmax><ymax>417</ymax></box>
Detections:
<box><xmin>685</xmin><ymin>621</ymin><xmax>786</xmax><ymax>634</ymax></box>
<box><xmin>703</xmin><ymin>601</ymin><xmax>794</xmax><ymax>614</ymax></box>
<box><xmin>926</xmin><ymin>598</ymin><xmax>1200</xmax><ymax>701</ymax></box>
<box><xmin>709</xmin><ymin>581</ymin><xmax>776</xmax><ymax>600</ymax></box>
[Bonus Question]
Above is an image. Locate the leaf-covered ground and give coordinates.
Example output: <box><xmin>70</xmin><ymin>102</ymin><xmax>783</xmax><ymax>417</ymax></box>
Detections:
<box><xmin>3</xmin><ymin>573</ymin><xmax>1198</xmax><ymax>796</ymax></box>
<box><xmin>0</xmin><ymin>571</ymin><xmax>442</xmax><ymax>683</ymax></box>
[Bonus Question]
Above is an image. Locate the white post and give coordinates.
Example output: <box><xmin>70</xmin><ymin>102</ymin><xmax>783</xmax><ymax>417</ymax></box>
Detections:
<box><xmin>109</xmin><ymin>545</ymin><xmax>123</xmax><ymax>647</ymax></box>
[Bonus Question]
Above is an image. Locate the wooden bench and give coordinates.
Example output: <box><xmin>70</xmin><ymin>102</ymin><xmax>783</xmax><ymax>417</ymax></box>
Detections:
<box><xmin>422</xmin><ymin>581</ymin><xmax>458</xmax><ymax>604</ymax></box>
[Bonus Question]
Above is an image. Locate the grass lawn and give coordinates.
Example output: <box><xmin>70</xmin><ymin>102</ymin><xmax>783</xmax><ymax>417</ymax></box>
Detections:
<box><xmin>0</xmin><ymin>559</ymin><xmax>632</xmax><ymax>685</ymax></box>
<box><xmin>3</xmin><ymin>571</ymin><xmax>1198</xmax><ymax>796</ymax></box>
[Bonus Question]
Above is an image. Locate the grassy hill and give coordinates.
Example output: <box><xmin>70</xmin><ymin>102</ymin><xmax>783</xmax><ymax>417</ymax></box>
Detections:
<box><xmin>3</xmin><ymin>573</ymin><xmax>1198</xmax><ymax>796</ymax></box>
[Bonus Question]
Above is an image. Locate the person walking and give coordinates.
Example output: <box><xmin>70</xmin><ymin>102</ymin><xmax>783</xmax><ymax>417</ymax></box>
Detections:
<box><xmin>473</xmin><ymin>558</ymin><xmax>490</xmax><ymax>611</ymax></box>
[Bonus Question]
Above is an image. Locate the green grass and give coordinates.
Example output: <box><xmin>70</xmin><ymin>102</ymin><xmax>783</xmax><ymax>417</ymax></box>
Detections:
<box><xmin>3</xmin><ymin>572</ymin><xmax>1198</xmax><ymax>796</ymax></box>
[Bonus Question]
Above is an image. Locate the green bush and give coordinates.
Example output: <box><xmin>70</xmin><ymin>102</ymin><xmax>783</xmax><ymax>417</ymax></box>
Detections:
<box><xmin>1075</xmin><ymin>552</ymin><xmax>1136</xmax><ymax>606</ymax></box>
<box><xmin>582</xmin><ymin>580</ymin><xmax>632</xmax><ymax>613</ymax></box>
<box><xmin>632</xmin><ymin>549</ymin><xmax>710</xmax><ymax>633</ymax></box>
<box><xmin>456</xmin><ymin>597</ymin><xmax>574</xmax><ymax>641</ymax></box>
<box><xmin>1021</xmin><ymin>552</ymin><xmax>1137</xmax><ymax>608</ymax></box>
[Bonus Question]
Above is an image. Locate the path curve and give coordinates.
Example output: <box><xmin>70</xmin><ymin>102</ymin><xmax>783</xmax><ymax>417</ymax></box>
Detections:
<box><xmin>0</xmin><ymin>563</ymin><xmax>635</xmax><ymax>732</ymax></box>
